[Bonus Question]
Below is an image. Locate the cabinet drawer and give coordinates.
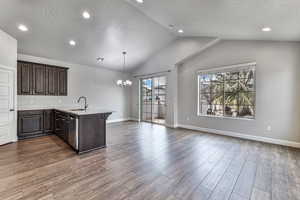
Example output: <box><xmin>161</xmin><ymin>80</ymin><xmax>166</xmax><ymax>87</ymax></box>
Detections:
<box><xmin>18</xmin><ymin>110</ymin><xmax>44</xmax><ymax>116</ymax></box>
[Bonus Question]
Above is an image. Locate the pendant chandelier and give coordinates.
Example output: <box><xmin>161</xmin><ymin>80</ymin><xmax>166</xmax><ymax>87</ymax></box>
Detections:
<box><xmin>116</xmin><ymin>51</ymin><xmax>132</xmax><ymax>87</ymax></box>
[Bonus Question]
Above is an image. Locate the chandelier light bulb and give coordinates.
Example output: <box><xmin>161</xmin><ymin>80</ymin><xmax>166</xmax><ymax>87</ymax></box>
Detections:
<box><xmin>117</xmin><ymin>80</ymin><xmax>123</xmax><ymax>86</ymax></box>
<box><xmin>116</xmin><ymin>51</ymin><xmax>132</xmax><ymax>87</ymax></box>
<box><xmin>125</xmin><ymin>80</ymin><xmax>132</xmax><ymax>86</ymax></box>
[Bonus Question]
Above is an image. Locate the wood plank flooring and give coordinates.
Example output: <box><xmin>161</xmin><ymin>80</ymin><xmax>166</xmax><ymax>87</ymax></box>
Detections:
<box><xmin>0</xmin><ymin>121</ymin><xmax>300</xmax><ymax>200</ymax></box>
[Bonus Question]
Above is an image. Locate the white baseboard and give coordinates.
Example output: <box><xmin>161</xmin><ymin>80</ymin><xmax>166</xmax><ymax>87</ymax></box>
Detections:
<box><xmin>107</xmin><ymin>118</ymin><xmax>130</xmax><ymax>124</ymax></box>
<box><xmin>107</xmin><ymin>118</ymin><xmax>139</xmax><ymax>124</ymax></box>
<box><xmin>165</xmin><ymin>124</ymin><xmax>176</xmax><ymax>128</ymax></box>
<box><xmin>177</xmin><ymin>124</ymin><xmax>300</xmax><ymax>148</ymax></box>
<box><xmin>129</xmin><ymin>118</ymin><xmax>139</xmax><ymax>122</ymax></box>
<box><xmin>12</xmin><ymin>137</ymin><xmax>18</xmax><ymax>142</ymax></box>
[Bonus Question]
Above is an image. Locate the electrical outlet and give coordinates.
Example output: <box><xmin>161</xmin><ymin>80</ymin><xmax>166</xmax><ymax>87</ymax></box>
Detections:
<box><xmin>267</xmin><ymin>125</ymin><xmax>272</xmax><ymax>132</ymax></box>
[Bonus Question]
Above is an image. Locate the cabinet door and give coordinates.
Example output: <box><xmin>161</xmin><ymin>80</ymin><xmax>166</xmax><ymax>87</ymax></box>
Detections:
<box><xmin>45</xmin><ymin>67</ymin><xmax>58</xmax><ymax>95</ymax></box>
<box><xmin>58</xmin><ymin>69</ymin><xmax>68</xmax><ymax>96</ymax></box>
<box><xmin>54</xmin><ymin>112</ymin><xmax>69</xmax><ymax>142</ymax></box>
<box><xmin>44</xmin><ymin>110</ymin><xmax>54</xmax><ymax>134</ymax></box>
<box><xmin>18</xmin><ymin>111</ymin><xmax>44</xmax><ymax>139</ymax></box>
<box><xmin>17</xmin><ymin>62</ymin><xmax>32</xmax><ymax>95</ymax></box>
<box><xmin>32</xmin><ymin>64</ymin><xmax>46</xmax><ymax>95</ymax></box>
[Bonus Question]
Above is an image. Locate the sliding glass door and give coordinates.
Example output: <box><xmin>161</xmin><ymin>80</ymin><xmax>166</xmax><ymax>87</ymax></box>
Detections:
<box><xmin>141</xmin><ymin>78</ymin><xmax>153</xmax><ymax>122</ymax></box>
<box><xmin>141</xmin><ymin>76</ymin><xmax>167</xmax><ymax>125</ymax></box>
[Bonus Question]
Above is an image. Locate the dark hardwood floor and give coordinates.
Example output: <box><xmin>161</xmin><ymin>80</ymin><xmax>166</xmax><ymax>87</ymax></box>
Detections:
<box><xmin>0</xmin><ymin>122</ymin><xmax>300</xmax><ymax>200</ymax></box>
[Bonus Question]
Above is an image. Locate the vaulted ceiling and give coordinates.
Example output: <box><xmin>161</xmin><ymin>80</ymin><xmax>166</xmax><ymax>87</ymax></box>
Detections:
<box><xmin>0</xmin><ymin>0</ymin><xmax>175</xmax><ymax>71</ymax></box>
<box><xmin>0</xmin><ymin>0</ymin><xmax>299</xmax><ymax>71</ymax></box>
<box><xmin>128</xmin><ymin>0</ymin><xmax>300</xmax><ymax>41</ymax></box>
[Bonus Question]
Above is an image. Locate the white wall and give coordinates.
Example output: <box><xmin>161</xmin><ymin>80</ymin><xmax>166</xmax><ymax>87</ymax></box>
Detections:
<box><xmin>132</xmin><ymin>37</ymin><xmax>218</xmax><ymax>75</ymax></box>
<box><xmin>0</xmin><ymin>29</ymin><xmax>17</xmax><ymax>68</ymax></box>
<box><xmin>18</xmin><ymin>54</ymin><xmax>131</xmax><ymax>122</ymax></box>
<box><xmin>131</xmin><ymin>37</ymin><xmax>218</xmax><ymax>126</ymax></box>
<box><xmin>178</xmin><ymin>40</ymin><xmax>300</xmax><ymax>143</ymax></box>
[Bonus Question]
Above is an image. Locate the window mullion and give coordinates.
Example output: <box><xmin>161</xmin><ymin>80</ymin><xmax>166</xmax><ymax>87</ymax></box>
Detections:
<box><xmin>198</xmin><ymin>66</ymin><xmax>255</xmax><ymax>119</ymax></box>
<box><xmin>223</xmin><ymin>74</ymin><xmax>225</xmax><ymax>117</ymax></box>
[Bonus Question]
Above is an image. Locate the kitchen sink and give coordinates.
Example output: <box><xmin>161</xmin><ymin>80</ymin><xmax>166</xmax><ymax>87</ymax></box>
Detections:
<box><xmin>69</xmin><ymin>109</ymin><xmax>86</xmax><ymax>111</ymax></box>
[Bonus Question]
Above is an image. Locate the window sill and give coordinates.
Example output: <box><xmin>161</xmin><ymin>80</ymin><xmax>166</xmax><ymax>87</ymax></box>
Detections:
<box><xmin>197</xmin><ymin>114</ymin><xmax>255</xmax><ymax>121</ymax></box>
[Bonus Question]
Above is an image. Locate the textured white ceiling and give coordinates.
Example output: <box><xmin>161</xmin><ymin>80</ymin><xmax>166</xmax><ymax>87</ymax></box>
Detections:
<box><xmin>127</xmin><ymin>0</ymin><xmax>300</xmax><ymax>41</ymax></box>
<box><xmin>0</xmin><ymin>0</ymin><xmax>175</xmax><ymax>71</ymax></box>
<box><xmin>1</xmin><ymin>0</ymin><xmax>299</xmax><ymax>72</ymax></box>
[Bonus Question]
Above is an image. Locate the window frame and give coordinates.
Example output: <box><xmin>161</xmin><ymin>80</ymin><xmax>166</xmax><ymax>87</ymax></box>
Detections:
<box><xmin>197</xmin><ymin>62</ymin><xmax>256</xmax><ymax>120</ymax></box>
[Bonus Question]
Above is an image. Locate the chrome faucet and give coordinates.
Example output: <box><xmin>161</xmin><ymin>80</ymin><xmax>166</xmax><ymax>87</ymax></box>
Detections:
<box><xmin>77</xmin><ymin>96</ymin><xmax>88</xmax><ymax>110</ymax></box>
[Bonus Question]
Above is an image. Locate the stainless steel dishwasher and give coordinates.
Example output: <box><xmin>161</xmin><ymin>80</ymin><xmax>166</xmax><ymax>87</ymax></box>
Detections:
<box><xmin>68</xmin><ymin>115</ymin><xmax>78</xmax><ymax>150</ymax></box>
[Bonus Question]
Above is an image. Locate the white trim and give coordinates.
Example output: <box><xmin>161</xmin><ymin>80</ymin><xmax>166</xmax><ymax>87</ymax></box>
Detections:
<box><xmin>198</xmin><ymin>114</ymin><xmax>254</xmax><ymax>121</ymax></box>
<box><xmin>165</xmin><ymin>123</ymin><xmax>176</xmax><ymax>128</ymax></box>
<box><xmin>133</xmin><ymin>70</ymin><xmax>171</xmax><ymax>79</ymax></box>
<box><xmin>197</xmin><ymin>62</ymin><xmax>256</xmax><ymax>119</ymax></box>
<box><xmin>0</xmin><ymin>65</ymin><xmax>17</xmax><ymax>144</ymax></box>
<box><xmin>138</xmin><ymin>79</ymin><xmax>141</xmax><ymax>121</ymax></box>
<box><xmin>177</xmin><ymin>124</ymin><xmax>300</xmax><ymax>148</ymax></box>
<box><xmin>129</xmin><ymin>118</ymin><xmax>139</xmax><ymax>122</ymax></box>
<box><xmin>197</xmin><ymin>62</ymin><xmax>256</xmax><ymax>74</ymax></box>
<box><xmin>107</xmin><ymin>118</ymin><xmax>138</xmax><ymax>124</ymax></box>
<box><xmin>0</xmin><ymin>64</ymin><xmax>17</xmax><ymax>71</ymax></box>
<box><xmin>107</xmin><ymin>118</ymin><xmax>131</xmax><ymax>124</ymax></box>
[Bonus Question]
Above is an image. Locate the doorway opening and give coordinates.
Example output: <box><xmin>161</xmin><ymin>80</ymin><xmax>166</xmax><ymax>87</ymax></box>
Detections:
<box><xmin>141</xmin><ymin>76</ymin><xmax>167</xmax><ymax>125</ymax></box>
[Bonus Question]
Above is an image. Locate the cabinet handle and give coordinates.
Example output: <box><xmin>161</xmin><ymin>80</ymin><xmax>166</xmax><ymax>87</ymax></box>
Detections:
<box><xmin>9</xmin><ymin>109</ymin><xmax>15</xmax><ymax>112</ymax></box>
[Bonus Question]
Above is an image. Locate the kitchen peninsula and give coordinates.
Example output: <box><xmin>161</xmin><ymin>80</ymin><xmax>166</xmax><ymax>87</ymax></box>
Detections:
<box><xmin>18</xmin><ymin>108</ymin><xmax>112</xmax><ymax>154</ymax></box>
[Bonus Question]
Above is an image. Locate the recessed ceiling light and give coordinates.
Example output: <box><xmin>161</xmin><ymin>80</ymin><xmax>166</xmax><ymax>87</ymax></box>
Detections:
<box><xmin>136</xmin><ymin>0</ymin><xmax>144</xmax><ymax>3</ymax></box>
<box><xmin>69</xmin><ymin>40</ymin><xmax>76</xmax><ymax>46</ymax></box>
<box><xmin>97</xmin><ymin>57</ymin><xmax>104</xmax><ymax>62</ymax></box>
<box><xmin>262</xmin><ymin>27</ymin><xmax>272</xmax><ymax>32</ymax></box>
<box><xmin>18</xmin><ymin>24</ymin><xmax>28</xmax><ymax>32</ymax></box>
<box><xmin>82</xmin><ymin>11</ymin><xmax>90</xmax><ymax>19</ymax></box>
<box><xmin>178</xmin><ymin>29</ymin><xmax>184</xmax><ymax>33</ymax></box>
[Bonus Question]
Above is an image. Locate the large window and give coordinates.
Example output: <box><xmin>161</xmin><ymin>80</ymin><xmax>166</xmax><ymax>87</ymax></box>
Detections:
<box><xmin>198</xmin><ymin>63</ymin><xmax>256</xmax><ymax>119</ymax></box>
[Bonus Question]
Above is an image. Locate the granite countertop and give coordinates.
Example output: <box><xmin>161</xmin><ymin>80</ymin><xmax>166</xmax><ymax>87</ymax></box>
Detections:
<box><xmin>55</xmin><ymin>108</ymin><xmax>114</xmax><ymax>116</ymax></box>
<box><xmin>18</xmin><ymin>106</ymin><xmax>114</xmax><ymax>116</ymax></box>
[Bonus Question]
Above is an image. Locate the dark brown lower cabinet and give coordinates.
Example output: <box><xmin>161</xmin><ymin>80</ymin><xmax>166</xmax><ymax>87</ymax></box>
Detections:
<box><xmin>54</xmin><ymin>111</ymin><xmax>69</xmax><ymax>142</ymax></box>
<box><xmin>44</xmin><ymin>110</ymin><xmax>54</xmax><ymax>134</ymax></box>
<box><xmin>18</xmin><ymin>110</ymin><xmax>44</xmax><ymax>139</ymax></box>
<box><xmin>18</xmin><ymin>109</ymin><xmax>112</xmax><ymax>154</ymax></box>
<box><xmin>18</xmin><ymin>110</ymin><xmax>54</xmax><ymax>139</ymax></box>
<box><xmin>77</xmin><ymin>114</ymin><xmax>107</xmax><ymax>153</ymax></box>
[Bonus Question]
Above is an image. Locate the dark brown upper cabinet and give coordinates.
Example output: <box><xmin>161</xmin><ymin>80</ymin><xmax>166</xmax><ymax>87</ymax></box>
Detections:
<box><xmin>18</xmin><ymin>62</ymin><xmax>32</xmax><ymax>95</ymax></box>
<box><xmin>32</xmin><ymin>63</ymin><xmax>46</xmax><ymax>95</ymax></box>
<box><xmin>58</xmin><ymin>68</ymin><xmax>68</xmax><ymax>96</ymax></box>
<box><xmin>17</xmin><ymin>61</ymin><xmax>68</xmax><ymax>96</ymax></box>
<box><xmin>45</xmin><ymin>66</ymin><xmax>59</xmax><ymax>96</ymax></box>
